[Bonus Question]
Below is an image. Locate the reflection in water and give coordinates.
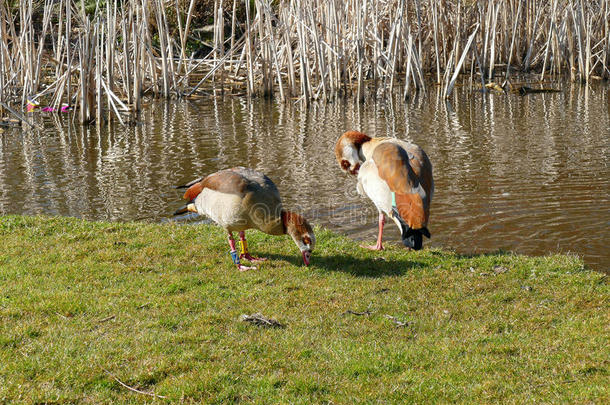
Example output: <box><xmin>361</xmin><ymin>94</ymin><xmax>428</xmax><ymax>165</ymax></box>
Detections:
<box><xmin>1</xmin><ymin>83</ymin><xmax>608</xmax><ymax>271</ymax></box>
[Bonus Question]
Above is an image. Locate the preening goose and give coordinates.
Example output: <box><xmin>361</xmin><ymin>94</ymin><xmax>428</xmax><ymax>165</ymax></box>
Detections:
<box><xmin>335</xmin><ymin>131</ymin><xmax>434</xmax><ymax>251</ymax></box>
<box><xmin>175</xmin><ymin>167</ymin><xmax>315</xmax><ymax>271</ymax></box>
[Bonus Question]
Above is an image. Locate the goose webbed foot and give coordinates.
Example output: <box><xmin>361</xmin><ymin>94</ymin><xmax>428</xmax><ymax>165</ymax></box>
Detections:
<box><xmin>240</xmin><ymin>253</ymin><xmax>268</xmax><ymax>262</ymax></box>
<box><xmin>237</xmin><ymin>263</ymin><xmax>257</xmax><ymax>271</ymax></box>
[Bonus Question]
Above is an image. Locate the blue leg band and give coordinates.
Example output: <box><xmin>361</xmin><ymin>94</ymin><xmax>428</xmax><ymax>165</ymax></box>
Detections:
<box><xmin>229</xmin><ymin>250</ymin><xmax>240</xmax><ymax>265</ymax></box>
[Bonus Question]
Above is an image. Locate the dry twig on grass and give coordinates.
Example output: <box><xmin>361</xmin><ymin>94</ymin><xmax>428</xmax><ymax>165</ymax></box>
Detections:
<box><xmin>384</xmin><ymin>314</ymin><xmax>410</xmax><ymax>328</ymax></box>
<box><xmin>102</xmin><ymin>368</ymin><xmax>167</xmax><ymax>399</ymax></box>
<box><xmin>241</xmin><ymin>313</ymin><xmax>284</xmax><ymax>328</ymax></box>
<box><xmin>342</xmin><ymin>309</ymin><xmax>373</xmax><ymax>316</ymax></box>
<box><xmin>97</xmin><ymin>315</ymin><xmax>116</xmax><ymax>323</ymax></box>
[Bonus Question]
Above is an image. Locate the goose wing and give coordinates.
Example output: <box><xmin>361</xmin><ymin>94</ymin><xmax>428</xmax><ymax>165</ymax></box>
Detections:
<box><xmin>372</xmin><ymin>142</ymin><xmax>431</xmax><ymax>230</ymax></box>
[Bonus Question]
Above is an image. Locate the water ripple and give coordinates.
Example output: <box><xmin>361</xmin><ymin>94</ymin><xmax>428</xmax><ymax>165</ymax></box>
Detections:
<box><xmin>0</xmin><ymin>83</ymin><xmax>608</xmax><ymax>271</ymax></box>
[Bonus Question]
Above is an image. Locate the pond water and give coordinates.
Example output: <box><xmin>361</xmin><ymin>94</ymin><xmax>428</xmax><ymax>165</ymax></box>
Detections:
<box><xmin>1</xmin><ymin>83</ymin><xmax>609</xmax><ymax>272</ymax></box>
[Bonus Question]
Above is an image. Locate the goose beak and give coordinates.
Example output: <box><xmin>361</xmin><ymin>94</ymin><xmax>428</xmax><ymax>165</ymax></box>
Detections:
<box><xmin>302</xmin><ymin>250</ymin><xmax>311</xmax><ymax>266</ymax></box>
<box><xmin>402</xmin><ymin>231</ymin><xmax>423</xmax><ymax>250</ymax></box>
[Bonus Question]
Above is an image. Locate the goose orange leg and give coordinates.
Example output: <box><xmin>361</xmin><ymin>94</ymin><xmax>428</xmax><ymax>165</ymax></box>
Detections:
<box><xmin>239</xmin><ymin>231</ymin><xmax>268</xmax><ymax>262</ymax></box>
<box><xmin>228</xmin><ymin>232</ymin><xmax>256</xmax><ymax>271</ymax></box>
<box><xmin>361</xmin><ymin>213</ymin><xmax>385</xmax><ymax>251</ymax></box>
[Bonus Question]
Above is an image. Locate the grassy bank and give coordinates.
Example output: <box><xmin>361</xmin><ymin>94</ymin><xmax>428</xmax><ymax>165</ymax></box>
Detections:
<box><xmin>0</xmin><ymin>215</ymin><xmax>608</xmax><ymax>403</ymax></box>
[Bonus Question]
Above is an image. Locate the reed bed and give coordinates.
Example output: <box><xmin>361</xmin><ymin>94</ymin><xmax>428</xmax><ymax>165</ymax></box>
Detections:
<box><xmin>1</xmin><ymin>0</ymin><xmax>609</xmax><ymax>125</ymax></box>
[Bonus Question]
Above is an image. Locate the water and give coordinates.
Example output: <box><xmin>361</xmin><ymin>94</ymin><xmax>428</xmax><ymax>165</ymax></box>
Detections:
<box><xmin>1</xmin><ymin>83</ymin><xmax>608</xmax><ymax>272</ymax></box>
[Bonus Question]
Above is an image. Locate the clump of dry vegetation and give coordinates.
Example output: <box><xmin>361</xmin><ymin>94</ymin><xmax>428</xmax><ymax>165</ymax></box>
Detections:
<box><xmin>1</xmin><ymin>1</ymin><xmax>609</xmax><ymax>124</ymax></box>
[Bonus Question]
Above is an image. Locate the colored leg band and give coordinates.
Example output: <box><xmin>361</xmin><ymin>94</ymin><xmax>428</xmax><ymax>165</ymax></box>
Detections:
<box><xmin>229</xmin><ymin>250</ymin><xmax>240</xmax><ymax>265</ymax></box>
<box><xmin>391</xmin><ymin>191</ymin><xmax>396</xmax><ymax>208</ymax></box>
<box><xmin>239</xmin><ymin>240</ymin><xmax>248</xmax><ymax>255</ymax></box>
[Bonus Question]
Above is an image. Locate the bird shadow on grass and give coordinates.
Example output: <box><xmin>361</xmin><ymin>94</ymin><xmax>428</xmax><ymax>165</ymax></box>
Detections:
<box><xmin>262</xmin><ymin>252</ymin><xmax>428</xmax><ymax>278</ymax></box>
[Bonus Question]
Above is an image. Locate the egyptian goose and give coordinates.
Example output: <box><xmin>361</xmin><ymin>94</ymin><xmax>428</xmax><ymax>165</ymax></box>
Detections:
<box><xmin>174</xmin><ymin>167</ymin><xmax>315</xmax><ymax>271</ymax></box>
<box><xmin>335</xmin><ymin>131</ymin><xmax>434</xmax><ymax>250</ymax></box>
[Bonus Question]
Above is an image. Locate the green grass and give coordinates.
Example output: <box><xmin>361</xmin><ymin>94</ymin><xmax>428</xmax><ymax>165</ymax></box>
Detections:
<box><xmin>0</xmin><ymin>215</ymin><xmax>608</xmax><ymax>404</ymax></box>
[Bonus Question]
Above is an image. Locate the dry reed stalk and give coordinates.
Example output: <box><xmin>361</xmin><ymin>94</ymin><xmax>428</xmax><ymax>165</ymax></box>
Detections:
<box><xmin>488</xmin><ymin>1</ymin><xmax>500</xmax><ymax>81</ymax></box>
<box><xmin>356</xmin><ymin>0</ymin><xmax>366</xmax><ymax>103</ymax></box>
<box><xmin>261</xmin><ymin>0</ymin><xmax>285</xmax><ymax>101</ymax></box>
<box><xmin>601</xmin><ymin>0</ymin><xmax>610</xmax><ymax>78</ymax></box>
<box><xmin>153</xmin><ymin>0</ymin><xmax>170</xmax><ymax>97</ymax></box>
<box><xmin>403</xmin><ymin>32</ymin><xmax>413</xmax><ymax>100</ymax></box>
<box><xmin>505</xmin><ymin>0</ymin><xmax>522</xmax><ymax>81</ymax></box>
<box><xmin>541</xmin><ymin>0</ymin><xmax>558</xmax><ymax>82</ymax></box>
<box><xmin>254</xmin><ymin>0</ymin><xmax>271</xmax><ymax>97</ymax></box>
<box><xmin>230</xmin><ymin>0</ymin><xmax>238</xmax><ymax>55</ymax></box>
<box><xmin>330</xmin><ymin>0</ymin><xmax>342</xmax><ymax>96</ymax></box>
<box><xmin>445</xmin><ymin>24</ymin><xmax>479</xmax><ymax>98</ymax></box>
<box><xmin>122</xmin><ymin>5</ymin><xmax>133</xmax><ymax>104</ymax></box>
<box><xmin>214</xmin><ymin>1</ymin><xmax>226</xmax><ymax>93</ymax></box>
<box><xmin>65</xmin><ymin>0</ymin><xmax>72</xmax><ymax>107</ymax></box>
<box><xmin>244</xmin><ymin>0</ymin><xmax>255</xmax><ymax>97</ymax></box>
<box><xmin>96</xmin><ymin>14</ymin><xmax>103</xmax><ymax>125</ymax></box>
<box><xmin>390</xmin><ymin>0</ymin><xmax>407</xmax><ymax>96</ymax></box>
<box><xmin>1</xmin><ymin>0</ymin><xmax>609</xmax><ymax>113</ymax></box>
<box><xmin>0</xmin><ymin>100</ymin><xmax>38</xmax><ymax>129</ymax></box>
<box><xmin>523</xmin><ymin>2</ymin><xmax>542</xmax><ymax>72</ymax></box>
<box><xmin>77</xmin><ymin>34</ymin><xmax>87</xmax><ymax>123</ymax></box>
<box><xmin>177</xmin><ymin>0</ymin><xmax>196</xmax><ymax>76</ymax></box>
<box><xmin>0</xmin><ymin>3</ymin><xmax>6</xmax><ymax>113</ymax></box>
<box><xmin>186</xmin><ymin>36</ymin><xmax>247</xmax><ymax>96</ymax></box>
<box><xmin>414</xmin><ymin>0</ymin><xmax>423</xmax><ymax>68</ymax></box>
<box><xmin>431</xmin><ymin>1</ymin><xmax>441</xmax><ymax>85</ymax></box>
<box><xmin>133</xmin><ymin>4</ymin><xmax>143</xmax><ymax>112</ymax></box>
<box><xmin>281</xmin><ymin>5</ymin><xmax>297</xmax><ymax>97</ymax></box>
<box><xmin>295</xmin><ymin>1</ymin><xmax>311</xmax><ymax>104</ymax></box>
<box><xmin>138</xmin><ymin>0</ymin><xmax>156</xmax><ymax>96</ymax></box>
<box><xmin>371</xmin><ymin>1</ymin><xmax>379</xmax><ymax>91</ymax></box>
<box><xmin>410</xmin><ymin>36</ymin><xmax>426</xmax><ymax>93</ymax></box>
<box><xmin>32</xmin><ymin>0</ymin><xmax>52</xmax><ymax>95</ymax></box>
<box><xmin>107</xmin><ymin>0</ymin><xmax>116</xmax><ymax>95</ymax></box>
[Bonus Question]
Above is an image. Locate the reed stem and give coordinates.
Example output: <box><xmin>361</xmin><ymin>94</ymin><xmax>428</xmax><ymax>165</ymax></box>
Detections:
<box><xmin>0</xmin><ymin>0</ymin><xmax>608</xmax><ymax>118</ymax></box>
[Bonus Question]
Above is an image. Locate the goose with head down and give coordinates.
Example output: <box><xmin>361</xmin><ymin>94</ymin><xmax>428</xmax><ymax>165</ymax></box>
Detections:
<box><xmin>175</xmin><ymin>167</ymin><xmax>315</xmax><ymax>271</ymax></box>
<box><xmin>335</xmin><ymin>131</ymin><xmax>434</xmax><ymax>251</ymax></box>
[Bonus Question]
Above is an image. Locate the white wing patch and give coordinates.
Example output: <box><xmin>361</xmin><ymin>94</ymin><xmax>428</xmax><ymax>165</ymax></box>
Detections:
<box><xmin>357</xmin><ymin>160</ymin><xmax>393</xmax><ymax>215</ymax></box>
<box><xmin>195</xmin><ymin>188</ymin><xmax>248</xmax><ymax>231</ymax></box>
